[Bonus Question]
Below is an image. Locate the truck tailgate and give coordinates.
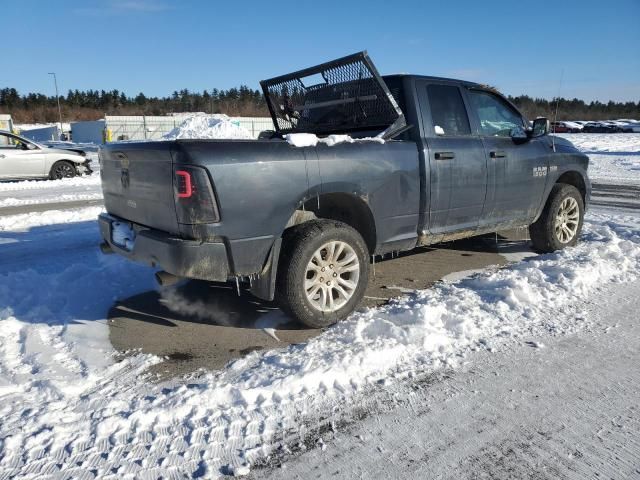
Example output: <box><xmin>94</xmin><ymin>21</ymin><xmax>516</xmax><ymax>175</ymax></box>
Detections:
<box><xmin>100</xmin><ymin>142</ymin><xmax>179</xmax><ymax>235</ymax></box>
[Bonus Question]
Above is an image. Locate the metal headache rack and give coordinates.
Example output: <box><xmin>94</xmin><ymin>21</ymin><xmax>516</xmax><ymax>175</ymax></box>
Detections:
<box><xmin>260</xmin><ymin>51</ymin><xmax>406</xmax><ymax>138</ymax></box>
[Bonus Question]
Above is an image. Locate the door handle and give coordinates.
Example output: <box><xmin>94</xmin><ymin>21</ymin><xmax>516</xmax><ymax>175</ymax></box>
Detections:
<box><xmin>0</xmin><ymin>154</ymin><xmax>5</xmax><ymax>158</ymax></box>
<box><xmin>434</xmin><ymin>151</ymin><xmax>455</xmax><ymax>160</ymax></box>
<box><xmin>490</xmin><ymin>150</ymin><xmax>506</xmax><ymax>158</ymax></box>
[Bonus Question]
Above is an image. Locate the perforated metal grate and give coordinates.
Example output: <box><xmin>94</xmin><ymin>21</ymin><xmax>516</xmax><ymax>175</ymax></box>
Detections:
<box><xmin>260</xmin><ymin>51</ymin><xmax>404</xmax><ymax>136</ymax></box>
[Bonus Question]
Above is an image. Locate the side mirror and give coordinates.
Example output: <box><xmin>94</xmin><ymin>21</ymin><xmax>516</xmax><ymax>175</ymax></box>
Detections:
<box><xmin>531</xmin><ymin>117</ymin><xmax>549</xmax><ymax>138</ymax></box>
<box><xmin>509</xmin><ymin>126</ymin><xmax>528</xmax><ymax>144</ymax></box>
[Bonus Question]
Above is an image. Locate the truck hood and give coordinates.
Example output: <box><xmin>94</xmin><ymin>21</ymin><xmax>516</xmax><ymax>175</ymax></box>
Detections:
<box><xmin>550</xmin><ymin>135</ymin><xmax>581</xmax><ymax>154</ymax></box>
<box><xmin>260</xmin><ymin>51</ymin><xmax>406</xmax><ymax>139</ymax></box>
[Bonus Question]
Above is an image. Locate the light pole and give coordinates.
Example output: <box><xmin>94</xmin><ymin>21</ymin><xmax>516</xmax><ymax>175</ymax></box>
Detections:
<box><xmin>48</xmin><ymin>72</ymin><xmax>63</xmax><ymax>136</ymax></box>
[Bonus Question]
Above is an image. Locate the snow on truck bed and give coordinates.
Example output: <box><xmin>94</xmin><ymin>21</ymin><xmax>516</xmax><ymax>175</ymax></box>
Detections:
<box><xmin>0</xmin><ymin>200</ymin><xmax>639</xmax><ymax>477</ymax></box>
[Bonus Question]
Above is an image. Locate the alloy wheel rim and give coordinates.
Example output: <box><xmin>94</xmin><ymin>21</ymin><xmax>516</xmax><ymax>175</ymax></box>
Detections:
<box><xmin>55</xmin><ymin>164</ymin><xmax>74</xmax><ymax>178</ymax></box>
<box><xmin>554</xmin><ymin>197</ymin><xmax>580</xmax><ymax>243</ymax></box>
<box><xmin>305</xmin><ymin>240</ymin><xmax>360</xmax><ymax>313</ymax></box>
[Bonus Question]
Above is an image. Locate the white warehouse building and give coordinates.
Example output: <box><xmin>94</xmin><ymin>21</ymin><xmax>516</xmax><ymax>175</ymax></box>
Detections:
<box><xmin>0</xmin><ymin>114</ymin><xmax>13</xmax><ymax>132</ymax></box>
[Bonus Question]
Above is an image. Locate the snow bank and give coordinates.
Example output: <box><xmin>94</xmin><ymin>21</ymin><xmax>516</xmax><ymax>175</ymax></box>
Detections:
<box><xmin>0</xmin><ymin>206</ymin><xmax>103</xmax><ymax>232</ymax></box>
<box><xmin>284</xmin><ymin>133</ymin><xmax>385</xmax><ymax>147</ymax></box>
<box><xmin>0</xmin><ymin>192</ymin><xmax>103</xmax><ymax>209</ymax></box>
<box><xmin>0</xmin><ymin>172</ymin><xmax>101</xmax><ymax>193</ymax></box>
<box><xmin>1</xmin><ymin>208</ymin><xmax>639</xmax><ymax>477</ymax></box>
<box><xmin>163</xmin><ymin>114</ymin><xmax>253</xmax><ymax>140</ymax></box>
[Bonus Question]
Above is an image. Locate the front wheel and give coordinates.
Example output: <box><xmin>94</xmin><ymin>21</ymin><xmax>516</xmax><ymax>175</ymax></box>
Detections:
<box><xmin>529</xmin><ymin>183</ymin><xmax>584</xmax><ymax>253</ymax></box>
<box><xmin>276</xmin><ymin>220</ymin><xmax>370</xmax><ymax>328</ymax></box>
<box><xmin>49</xmin><ymin>160</ymin><xmax>76</xmax><ymax>180</ymax></box>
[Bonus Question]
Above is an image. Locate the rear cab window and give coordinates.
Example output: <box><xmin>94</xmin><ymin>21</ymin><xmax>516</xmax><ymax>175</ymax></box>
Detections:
<box><xmin>426</xmin><ymin>84</ymin><xmax>471</xmax><ymax>136</ymax></box>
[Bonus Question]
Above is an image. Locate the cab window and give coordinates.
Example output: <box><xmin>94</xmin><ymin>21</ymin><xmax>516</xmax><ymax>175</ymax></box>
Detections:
<box><xmin>426</xmin><ymin>84</ymin><xmax>471</xmax><ymax>136</ymax></box>
<box><xmin>468</xmin><ymin>90</ymin><xmax>524</xmax><ymax>137</ymax></box>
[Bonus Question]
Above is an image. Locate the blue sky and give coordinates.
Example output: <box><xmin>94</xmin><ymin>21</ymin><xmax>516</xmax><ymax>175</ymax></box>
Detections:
<box><xmin>5</xmin><ymin>0</ymin><xmax>640</xmax><ymax>102</ymax></box>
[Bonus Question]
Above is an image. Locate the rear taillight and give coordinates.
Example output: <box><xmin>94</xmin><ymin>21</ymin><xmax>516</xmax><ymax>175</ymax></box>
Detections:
<box><xmin>175</xmin><ymin>170</ymin><xmax>193</xmax><ymax>198</ymax></box>
<box><xmin>173</xmin><ymin>166</ymin><xmax>220</xmax><ymax>224</ymax></box>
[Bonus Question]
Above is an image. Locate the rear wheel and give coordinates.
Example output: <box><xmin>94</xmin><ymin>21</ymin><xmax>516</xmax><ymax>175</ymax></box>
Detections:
<box><xmin>276</xmin><ymin>220</ymin><xmax>369</xmax><ymax>328</ymax></box>
<box><xmin>49</xmin><ymin>160</ymin><xmax>76</xmax><ymax>180</ymax></box>
<box><xmin>529</xmin><ymin>183</ymin><xmax>584</xmax><ymax>252</ymax></box>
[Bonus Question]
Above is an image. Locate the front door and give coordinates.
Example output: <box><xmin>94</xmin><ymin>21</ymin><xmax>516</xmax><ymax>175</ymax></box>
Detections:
<box><xmin>419</xmin><ymin>83</ymin><xmax>487</xmax><ymax>235</ymax></box>
<box><xmin>0</xmin><ymin>133</ymin><xmax>45</xmax><ymax>179</ymax></box>
<box><xmin>465</xmin><ymin>89</ymin><xmax>549</xmax><ymax>227</ymax></box>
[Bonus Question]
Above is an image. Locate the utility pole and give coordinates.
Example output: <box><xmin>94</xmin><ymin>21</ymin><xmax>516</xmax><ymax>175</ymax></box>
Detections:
<box><xmin>48</xmin><ymin>72</ymin><xmax>63</xmax><ymax>136</ymax></box>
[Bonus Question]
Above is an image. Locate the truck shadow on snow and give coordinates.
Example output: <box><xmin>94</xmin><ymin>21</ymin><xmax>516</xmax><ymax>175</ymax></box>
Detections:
<box><xmin>107</xmin><ymin>280</ymin><xmax>321</xmax><ymax>378</ymax></box>
<box><xmin>106</xmin><ymin>230</ymin><xmax>534</xmax><ymax>378</ymax></box>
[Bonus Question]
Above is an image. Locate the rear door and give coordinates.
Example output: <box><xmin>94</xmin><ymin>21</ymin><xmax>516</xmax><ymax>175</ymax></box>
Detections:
<box><xmin>464</xmin><ymin>89</ymin><xmax>548</xmax><ymax>227</ymax></box>
<box><xmin>417</xmin><ymin>82</ymin><xmax>487</xmax><ymax>235</ymax></box>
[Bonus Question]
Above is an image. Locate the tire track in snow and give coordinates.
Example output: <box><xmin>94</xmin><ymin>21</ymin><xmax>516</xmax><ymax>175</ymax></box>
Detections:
<box><xmin>260</xmin><ymin>282</ymin><xmax>640</xmax><ymax>479</ymax></box>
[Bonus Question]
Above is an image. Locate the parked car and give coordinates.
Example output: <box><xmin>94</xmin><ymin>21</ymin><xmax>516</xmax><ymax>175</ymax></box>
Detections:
<box><xmin>583</xmin><ymin>122</ymin><xmax>620</xmax><ymax>133</ymax></box>
<box><xmin>613</xmin><ymin>120</ymin><xmax>640</xmax><ymax>133</ymax></box>
<box><xmin>551</xmin><ymin>121</ymin><xmax>582</xmax><ymax>133</ymax></box>
<box><xmin>565</xmin><ymin>121</ymin><xmax>584</xmax><ymax>132</ymax></box>
<box><xmin>0</xmin><ymin>130</ymin><xmax>92</xmax><ymax>180</ymax></box>
<box><xmin>98</xmin><ymin>52</ymin><xmax>590</xmax><ymax>327</ymax></box>
<box><xmin>551</xmin><ymin>121</ymin><xmax>571</xmax><ymax>133</ymax></box>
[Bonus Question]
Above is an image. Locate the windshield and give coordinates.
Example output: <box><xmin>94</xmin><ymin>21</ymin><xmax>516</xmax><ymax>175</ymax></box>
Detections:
<box><xmin>0</xmin><ymin>132</ymin><xmax>38</xmax><ymax>149</ymax></box>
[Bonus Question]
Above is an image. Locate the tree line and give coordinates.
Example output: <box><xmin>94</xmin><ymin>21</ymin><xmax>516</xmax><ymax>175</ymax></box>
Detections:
<box><xmin>0</xmin><ymin>86</ymin><xmax>268</xmax><ymax>123</ymax></box>
<box><xmin>1</xmin><ymin>86</ymin><xmax>639</xmax><ymax>124</ymax></box>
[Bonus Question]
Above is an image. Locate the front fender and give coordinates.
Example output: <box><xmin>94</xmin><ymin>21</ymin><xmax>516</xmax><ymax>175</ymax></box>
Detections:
<box><xmin>535</xmin><ymin>150</ymin><xmax>590</xmax><ymax>221</ymax></box>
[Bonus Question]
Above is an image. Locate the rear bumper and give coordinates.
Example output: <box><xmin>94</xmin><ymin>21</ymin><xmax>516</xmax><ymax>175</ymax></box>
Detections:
<box><xmin>98</xmin><ymin>213</ymin><xmax>230</xmax><ymax>282</ymax></box>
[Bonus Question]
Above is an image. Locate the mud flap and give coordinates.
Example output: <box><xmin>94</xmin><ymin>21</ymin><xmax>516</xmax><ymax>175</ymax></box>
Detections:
<box><xmin>249</xmin><ymin>237</ymin><xmax>282</xmax><ymax>301</ymax></box>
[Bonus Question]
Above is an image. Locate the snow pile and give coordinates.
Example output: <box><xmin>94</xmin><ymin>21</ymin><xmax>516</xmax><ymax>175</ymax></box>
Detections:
<box><xmin>0</xmin><ymin>206</ymin><xmax>103</xmax><ymax>232</ymax></box>
<box><xmin>15</xmin><ymin>122</ymin><xmax>72</xmax><ymax>132</ymax></box>
<box><xmin>284</xmin><ymin>133</ymin><xmax>385</xmax><ymax>147</ymax></box>
<box><xmin>0</xmin><ymin>192</ymin><xmax>103</xmax><ymax>209</ymax></box>
<box><xmin>1</xmin><ymin>209</ymin><xmax>639</xmax><ymax>477</ymax></box>
<box><xmin>0</xmin><ymin>172</ymin><xmax>101</xmax><ymax>193</ymax></box>
<box><xmin>163</xmin><ymin>114</ymin><xmax>253</xmax><ymax>140</ymax></box>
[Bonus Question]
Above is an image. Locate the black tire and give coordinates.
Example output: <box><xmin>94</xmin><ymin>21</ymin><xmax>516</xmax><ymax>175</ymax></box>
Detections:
<box><xmin>529</xmin><ymin>183</ymin><xmax>584</xmax><ymax>253</ymax></box>
<box><xmin>276</xmin><ymin>219</ymin><xmax>370</xmax><ymax>328</ymax></box>
<box><xmin>49</xmin><ymin>160</ymin><xmax>76</xmax><ymax>180</ymax></box>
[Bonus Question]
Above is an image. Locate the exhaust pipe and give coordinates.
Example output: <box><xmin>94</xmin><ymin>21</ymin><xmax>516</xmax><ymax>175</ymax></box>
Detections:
<box><xmin>155</xmin><ymin>271</ymin><xmax>182</xmax><ymax>287</ymax></box>
<box><xmin>100</xmin><ymin>242</ymin><xmax>114</xmax><ymax>254</ymax></box>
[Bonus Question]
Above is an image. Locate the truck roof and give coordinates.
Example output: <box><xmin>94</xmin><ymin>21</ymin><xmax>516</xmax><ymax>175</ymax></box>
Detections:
<box><xmin>383</xmin><ymin>73</ymin><xmax>483</xmax><ymax>89</ymax></box>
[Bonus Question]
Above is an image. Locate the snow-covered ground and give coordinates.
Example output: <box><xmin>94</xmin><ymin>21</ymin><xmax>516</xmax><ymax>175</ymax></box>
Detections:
<box><xmin>556</xmin><ymin>133</ymin><xmax>640</xmax><ymax>185</ymax></box>
<box><xmin>0</xmin><ymin>171</ymin><xmax>102</xmax><ymax>209</ymax></box>
<box><xmin>0</xmin><ymin>135</ymin><xmax>639</xmax><ymax>478</ymax></box>
<box><xmin>1</xmin><ymin>203</ymin><xmax>639</xmax><ymax>477</ymax></box>
<box><xmin>261</xmin><ymin>278</ymin><xmax>640</xmax><ymax>479</ymax></box>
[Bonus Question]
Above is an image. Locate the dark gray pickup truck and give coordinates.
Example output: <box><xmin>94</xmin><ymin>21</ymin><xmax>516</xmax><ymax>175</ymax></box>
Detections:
<box><xmin>98</xmin><ymin>52</ymin><xmax>590</xmax><ymax>327</ymax></box>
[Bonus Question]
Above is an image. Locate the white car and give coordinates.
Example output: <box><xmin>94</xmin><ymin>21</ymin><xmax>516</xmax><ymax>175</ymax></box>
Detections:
<box><xmin>0</xmin><ymin>130</ymin><xmax>92</xmax><ymax>180</ymax></box>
